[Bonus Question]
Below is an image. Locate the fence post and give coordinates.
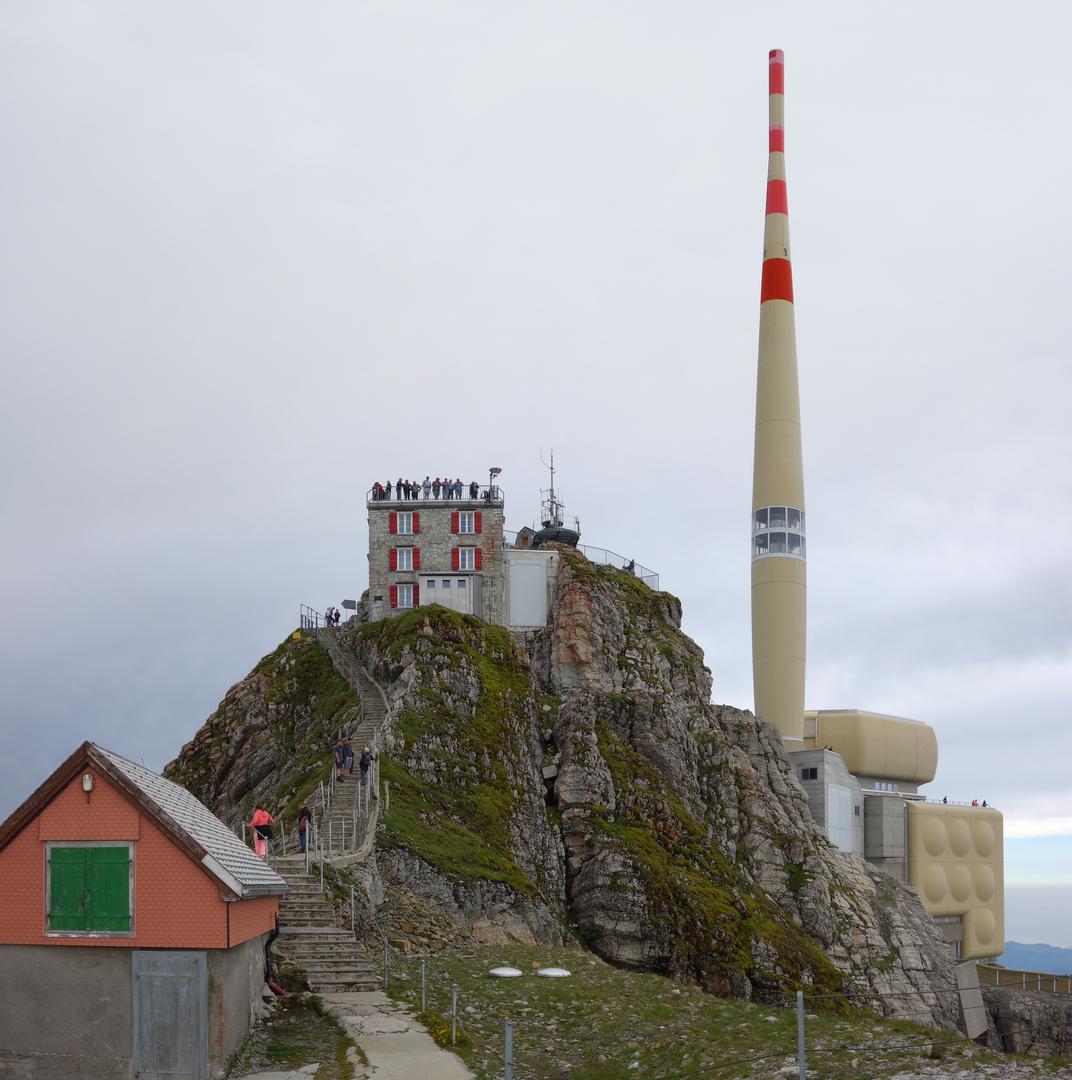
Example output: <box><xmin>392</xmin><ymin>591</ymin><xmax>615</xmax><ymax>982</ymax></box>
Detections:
<box><xmin>329</xmin><ymin>817</ymin><xmax>333</xmax><ymax>853</ymax></box>
<box><xmin>504</xmin><ymin>1018</ymin><xmax>514</xmax><ymax>1080</ymax></box>
<box><xmin>319</xmin><ymin>844</ymin><xmax>324</xmax><ymax>893</ymax></box>
<box><xmin>796</xmin><ymin>990</ymin><xmax>806</xmax><ymax>1080</ymax></box>
<box><xmin>242</xmin><ymin>822</ymin><xmax>247</xmax><ymax>846</ymax></box>
<box><xmin>451</xmin><ymin>984</ymin><xmax>458</xmax><ymax>1045</ymax></box>
<box><xmin>350</xmin><ymin>885</ymin><xmax>355</xmax><ymax>932</ymax></box>
<box><xmin>384</xmin><ymin>943</ymin><xmax>389</xmax><ymax>992</ymax></box>
<box><xmin>421</xmin><ymin>960</ymin><xmax>426</xmax><ymax>1013</ymax></box>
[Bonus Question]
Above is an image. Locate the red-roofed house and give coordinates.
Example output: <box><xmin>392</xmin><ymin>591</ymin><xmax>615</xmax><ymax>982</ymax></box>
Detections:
<box><xmin>0</xmin><ymin>741</ymin><xmax>288</xmax><ymax>1079</ymax></box>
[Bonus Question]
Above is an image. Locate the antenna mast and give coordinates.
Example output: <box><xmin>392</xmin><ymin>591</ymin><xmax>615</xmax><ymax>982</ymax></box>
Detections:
<box><xmin>540</xmin><ymin>449</ymin><xmax>564</xmax><ymax>528</ymax></box>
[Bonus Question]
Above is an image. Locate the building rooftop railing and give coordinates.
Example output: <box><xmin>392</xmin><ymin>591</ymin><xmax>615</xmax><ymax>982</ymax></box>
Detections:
<box><xmin>502</xmin><ymin>530</ymin><xmax>659</xmax><ymax>591</ymax></box>
<box><xmin>367</xmin><ymin>483</ymin><xmax>503</xmax><ymax>507</ymax></box>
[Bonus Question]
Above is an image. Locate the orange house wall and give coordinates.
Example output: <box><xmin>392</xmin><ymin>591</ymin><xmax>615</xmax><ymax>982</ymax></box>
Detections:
<box><xmin>227</xmin><ymin>895</ymin><xmax>279</xmax><ymax>947</ymax></box>
<box><xmin>2</xmin><ymin>774</ymin><xmax>236</xmax><ymax>948</ymax></box>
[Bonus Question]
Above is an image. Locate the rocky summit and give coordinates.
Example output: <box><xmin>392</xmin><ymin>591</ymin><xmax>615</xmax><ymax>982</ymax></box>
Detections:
<box><xmin>167</xmin><ymin>546</ymin><xmax>961</xmax><ymax>1030</ymax></box>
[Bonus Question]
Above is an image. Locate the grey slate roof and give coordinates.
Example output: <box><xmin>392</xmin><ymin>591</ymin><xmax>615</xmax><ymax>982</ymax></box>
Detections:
<box><xmin>94</xmin><ymin>744</ymin><xmax>287</xmax><ymax>898</ymax></box>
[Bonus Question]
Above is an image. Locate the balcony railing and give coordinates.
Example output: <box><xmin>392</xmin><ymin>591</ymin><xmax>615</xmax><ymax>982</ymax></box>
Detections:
<box><xmin>367</xmin><ymin>484</ymin><xmax>503</xmax><ymax>507</ymax></box>
<box><xmin>501</xmin><ymin>531</ymin><xmax>659</xmax><ymax>591</ymax></box>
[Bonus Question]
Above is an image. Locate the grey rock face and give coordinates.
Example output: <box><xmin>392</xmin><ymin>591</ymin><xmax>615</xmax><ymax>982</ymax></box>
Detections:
<box><xmin>982</xmin><ymin>985</ymin><xmax>1072</xmax><ymax>1057</ymax></box>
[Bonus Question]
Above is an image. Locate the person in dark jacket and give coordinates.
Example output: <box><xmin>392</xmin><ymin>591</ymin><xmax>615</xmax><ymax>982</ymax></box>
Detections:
<box><xmin>298</xmin><ymin>805</ymin><xmax>312</xmax><ymax>853</ymax></box>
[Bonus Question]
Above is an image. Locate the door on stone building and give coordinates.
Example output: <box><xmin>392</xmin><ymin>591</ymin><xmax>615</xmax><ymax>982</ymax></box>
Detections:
<box><xmin>132</xmin><ymin>950</ymin><xmax>207</xmax><ymax>1079</ymax></box>
<box><xmin>421</xmin><ymin>576</ymin><xmax>473</xmax><ymax>615</ymax></box>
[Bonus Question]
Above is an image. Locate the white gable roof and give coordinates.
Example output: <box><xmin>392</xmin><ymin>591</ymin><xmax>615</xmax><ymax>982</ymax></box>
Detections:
<box><xmin>94</xmin><ymin>745</ymin><xmax>287</xmax><ymax>898</ymax></box>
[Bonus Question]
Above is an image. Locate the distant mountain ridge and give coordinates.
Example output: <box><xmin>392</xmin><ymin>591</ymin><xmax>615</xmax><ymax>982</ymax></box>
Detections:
<box><xmin>1000</xmin><ymin>941</ymin><xmax>1072</xmax><ymax>974</ymax></box>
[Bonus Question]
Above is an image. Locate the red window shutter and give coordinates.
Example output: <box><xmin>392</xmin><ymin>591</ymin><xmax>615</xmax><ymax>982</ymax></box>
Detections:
<box><xmin>389</xmin><ymin>548</ymin><xmax>398</xmax><ymax>571</ymax></box>
<box><xmin>412</xmin><ymin>512</ymin><xmax>420</xmax><ymax>534</ymax></box>
<box><xmin>413</xmin><ymin>548</ymin><xmax>421</xmax><ymax>571</ymax></box>
<box><xmin>474</xmin><ymin>511</ymin><xmax>482</xmax><ymax>534</ymax></box>
<box><xmin>450</xmin><ymin>511</ymin><xmax>459</xmax><ymax>534</ymax></box>
<box><xmin>389</xmin><ymin>585</ymin><xmax>398</xmax><ymax>609</ymax></box>
<box><xmin>389</xmin><ymin>512</ymin><xmax>398</xmax><ymax>535</ymax></box>
<box><xmin>413</xmin><ymin>583</ymin><xmax>420</xmax><ymax>607</ymax></box>
<box><xmin>451</xmin><ymin>548</ymin><xmax>460</xmax><ymax>571</ymax></box>
<box><xmin>474</xmin><ymin>547</ymin><xmax>483</xmax><ymax>570</ymax></box>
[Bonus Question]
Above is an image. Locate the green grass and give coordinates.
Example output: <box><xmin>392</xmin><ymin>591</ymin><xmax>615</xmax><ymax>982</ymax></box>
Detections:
<box><xmin>380</xmin><ymin>943</ymin><xmax>1062</xmax><ymax>1079</ymax></box>
<box><xmin>351</xmin><ymin>606</ymin><xmax>542</xmax><ymax>895</ymax></box>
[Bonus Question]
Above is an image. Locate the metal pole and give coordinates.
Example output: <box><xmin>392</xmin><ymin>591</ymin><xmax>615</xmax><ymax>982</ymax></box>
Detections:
<box><xmin>796</xmin><ymin>990</ymin><xmax>806</xmax><ymax>1080</ymax></box>
<box><xmin>329</xmin><ymin>817</ymin><xmax>333</xmax><ymax>853</ymax></box>
<box><xmin>350</xmin><ymin>885</ymin><xmax>355</xmax><ymax>932</ymax></box>
<box><xmin>451</xmin><ymin>984</ymin><xmax>457</xmax><ymax>1046</ymax></box>
<box><xmin>504</xmin><ymin>1018</ymin><xmax>514</xmax><ymax>1080</ymax></box>
<box><xmin>384</xmin><ymin>943</ymin><xmax>389</xmax><ymax>991</ymax></box>
<box><xmin>242</xmin><ymin>822</ymin><xmax>247</xmax><ymax>846</ymax></box>
<box><xmin>420</xmin><ymin>960</ymin><xmax>426</xmax><ymax>1013</ymax></box>
<box><xmin>319</xmin><ymin>844</ymin><xmax>324</xmax><ymax>893</ymax></box>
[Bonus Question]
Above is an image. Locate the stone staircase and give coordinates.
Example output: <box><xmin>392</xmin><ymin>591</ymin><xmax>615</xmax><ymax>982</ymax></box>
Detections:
<box><xmin>315</xmin><ymin>627</ymin><xmax>388</xmax><ymax>855</ymax></box>
<box><xmin>273</xmin><ymin>854</ymin><xmax>379</xmax><ymax>993</ymax></box>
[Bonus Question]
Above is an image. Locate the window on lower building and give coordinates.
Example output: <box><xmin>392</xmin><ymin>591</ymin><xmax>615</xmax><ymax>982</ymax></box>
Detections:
<box><xmin>396</xmin><ymin>547</ymin><xmax>413</xmax><ymax>571</ymax></box>
<box><xmin>397</xmin><ymin>584</ymin><xmax>413</xmax><ymax>608</ymax></box>
<box><xmin>800</xmin><ymin>767</ymin><xmax>818</xmax><ymax>781</ymax></box>
<box><xmin>47</xmin><ymin>844</ymin><xmax>132</xmax><ymax>933</ymax></box>
<box><xmin>458</xmin><ymin>547</ymin><xmax>476</xmax><ymax>571</ymax></box>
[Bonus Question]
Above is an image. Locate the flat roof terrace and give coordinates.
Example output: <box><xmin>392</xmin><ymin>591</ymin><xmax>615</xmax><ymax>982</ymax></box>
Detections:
<box><xmin>367</xmin><ymin>484</ymin><xmax>503</xmax><ymax>508</ymax></box>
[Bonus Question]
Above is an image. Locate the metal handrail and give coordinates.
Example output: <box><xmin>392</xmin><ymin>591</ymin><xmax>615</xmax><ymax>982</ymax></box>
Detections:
<box><xmin>500</xmin><ymin>531</ymin><xmax>660</xmax><ymax>590</ymax></box>
<box><xmin>366</xmin><ymin>483</ymin><xmax>503</xmax><ymax>506</ymax></box>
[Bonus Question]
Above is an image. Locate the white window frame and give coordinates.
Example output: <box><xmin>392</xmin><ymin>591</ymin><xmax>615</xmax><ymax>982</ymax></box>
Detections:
<box><xmin>751</xmin><ymin>505</ymin><xmax>806</xmax><ymax>562</ymax></box>
<box><xmin>397</xmin><ymin>584</ymin><xmax>414</xmax><ymax>609</ymax></box>
<box><xmin>396</xmin><ymin>547</ymin><xmax>413</xmax><ymax>571</ymax></box>
<box><xmin>396</xmin><ymin>512</ymin><xmax>413</xmax><ymax>535</ymax></box>
<box><xmin>458</xmin><ymin>511</ymin><xmax>475</xmax><ymax>535</ymax></box>
<box><xmin>457</xmin><ymin>547</ymin><xmax>476</xmax><ymax>571</ymax></box>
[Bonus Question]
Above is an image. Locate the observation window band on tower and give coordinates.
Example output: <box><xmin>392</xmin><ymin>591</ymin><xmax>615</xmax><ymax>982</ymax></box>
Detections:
<box><xmin>752</xmin><ymin>505</ymin><xmax>806</xmax><ymax>561</ymax></box>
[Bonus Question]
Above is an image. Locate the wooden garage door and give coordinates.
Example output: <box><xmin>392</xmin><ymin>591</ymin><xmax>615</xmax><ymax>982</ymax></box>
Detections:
<box><xmin>132</xmin><ymin>951</ymin><xmax>207</xmax><ymax>1080</ymax></box>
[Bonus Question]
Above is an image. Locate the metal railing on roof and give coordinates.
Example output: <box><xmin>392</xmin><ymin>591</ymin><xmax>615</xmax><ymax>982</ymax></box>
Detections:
<box><xmin>501</xmin><ymin>531</ymin><xmax>659</xmax><ymax>591</ymax></box>
<box><xmin>366</xmin><ymin>483</ymin><xmax>503</xmax><ymax>507</ymax></box>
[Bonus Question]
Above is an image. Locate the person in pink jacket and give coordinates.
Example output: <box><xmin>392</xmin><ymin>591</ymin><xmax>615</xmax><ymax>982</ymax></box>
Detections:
<box><xmin>249</xmin><ymin>807</ymin><xmax>274</xmax><ymax>858</ymax></box>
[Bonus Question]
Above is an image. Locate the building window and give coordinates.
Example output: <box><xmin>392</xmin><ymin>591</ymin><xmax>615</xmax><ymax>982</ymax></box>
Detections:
<box><xmin>396</xmin><ymin>513</ymin><xmax>413</xmax><ymax>535</ymax></box>
<box><xmin>397</xmin><ymin>584</ymin><xmax>413</xmax><ymax>608</ymax></box>
<box><xmin>458</xmin><ymin>512</ymin><xmax>475</xmax><ymax>534</ymax></box>
<box><xmin>800</xmin><ymin>767</ymin><xmax>818</xmax><ymax>781</ymax></box>
<box><xmin>397</xmin><ymin>547</ymin><xmax>413</xmax><ymax>571</ymax></box>
<box><xmin>47</xmin><ymin>843</ymin><xmax>132</xmax><ymax>933</ymax></box>
<box><xmin>458</xmin><ymin>547</ymin><xmax>476</xmax><ymax>571</ymax></box>
<box><xmin>751</xmin><ymin>505</ymin><xmax>805</xmax><ymax>562</ymax></box>
<box><xmin>854</xmin><ymin>805</ymin><xmax>860</xmax><ymax>816</ymax></box>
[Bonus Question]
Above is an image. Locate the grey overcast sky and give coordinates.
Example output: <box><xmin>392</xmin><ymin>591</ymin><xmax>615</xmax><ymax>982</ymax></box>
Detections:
<box><xmin>2</xmin><ymin>4</ymin><xmax>1069</xmax><ymax>945</ymax></box>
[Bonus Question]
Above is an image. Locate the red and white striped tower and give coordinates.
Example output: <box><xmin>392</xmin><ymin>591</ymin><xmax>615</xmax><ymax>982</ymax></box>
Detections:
<box><xmin>751</xmin><ymin>49</ymin><xmax>807</xmax><ymax>746</ymax></box>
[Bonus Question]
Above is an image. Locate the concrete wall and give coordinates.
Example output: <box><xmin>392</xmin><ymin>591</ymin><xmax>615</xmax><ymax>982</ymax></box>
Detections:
<box><xmin>0</xmin><ymin>944</ymin><xmax>132</xmax><ymax>1079</ymax></box>
<box><xmin>863</xmin><ymin>792</ymin><xmax>907</xmax><ymax>879</ymax></box>
<box><xmin>788</xmin><ymin>748</ymin><xmax>863</xmax><ymax>856</ymax></box>
<box><xmin>504</xmin><ymin>549</ymin><xmax>558</xmax><ymax>628</ymax></box>
<box><xmin>367</xmin><ymin>497</ymin><xmax>505</xmax><ymax>625</ymax></box>
<box><xmin>208</xmin><ymin>934</ymin><xmax>267</xmax><ymax>1073</ymax></box>
<box><xmin>0</xmin><ymin>939</ymin><xmax>266</xmax><ymax>1080</ymax></box>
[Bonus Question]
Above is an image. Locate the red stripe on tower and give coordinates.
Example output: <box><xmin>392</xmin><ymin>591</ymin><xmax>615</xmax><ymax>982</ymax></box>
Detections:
<box><xmin>768</xmin><ymin>126</ymin><xmax>784</xmax><ymax>153</ymax></box>
<box><xmin>768</xmin><ymin>49</ymin><xmax>784</xmax><ymax>94</ymax></box>
<box><xmin>765</xmin><ymin>180</ymin><xmax>788</xmax><ymax>216</ymax></box>
<box><xmin>761</xmin><ymin>258</ymin><xmax>794</xmax><ymax>304</ymax></box>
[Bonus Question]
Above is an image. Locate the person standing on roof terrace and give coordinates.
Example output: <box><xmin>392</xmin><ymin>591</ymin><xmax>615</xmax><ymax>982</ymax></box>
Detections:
<box><xmin>395</xmin><ymin>478</ymin><xmax>402</xmax><ymax>500</ymax></box>
<box><xmin>422</xmin><ymin>476</ymin><xmax>431</xmax><ymax>499</ymax></box>
<box><xmin>249</xmin><ymin>806</ymin><xmax>274</xmax><ymax>858</ymax></box>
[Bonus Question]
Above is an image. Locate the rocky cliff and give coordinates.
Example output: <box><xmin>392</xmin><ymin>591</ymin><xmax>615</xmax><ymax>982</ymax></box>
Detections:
<box><xmin>167</xmin><ymin>547</ymin><xmax>960</xmax><ymax>1029</ymax></box>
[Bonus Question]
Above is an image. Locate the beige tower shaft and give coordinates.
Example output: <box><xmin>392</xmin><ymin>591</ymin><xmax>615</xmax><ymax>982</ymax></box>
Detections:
<box><xmin>752</xmin><ymin>49</ymin><xmax>806</xmax><ymax>746</ymax></box>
